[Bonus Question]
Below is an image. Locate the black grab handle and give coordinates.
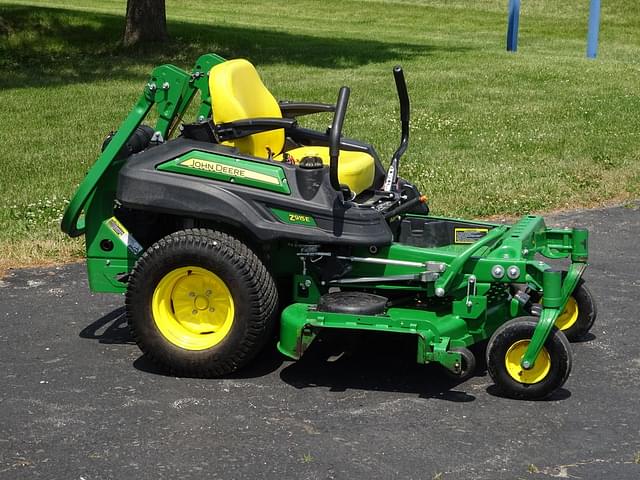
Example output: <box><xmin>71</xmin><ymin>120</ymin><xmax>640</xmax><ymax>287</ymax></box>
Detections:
<box><xmin>382</xmin><ymin>66</ymin><xmax>411</xmax><ymax>192</ymax></box>
<box><xmin>329</xmin><ymin>86</ymin><xmax>350</xmax><ymax>192</ymax></box>
<box><xmin>393</xmin><ymin>66</ymin><xmax>410</xmax><ymax>125</ymax></box>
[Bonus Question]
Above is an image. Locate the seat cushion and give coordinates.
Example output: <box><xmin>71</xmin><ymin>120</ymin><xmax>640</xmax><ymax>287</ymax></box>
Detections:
<box><xmin>209</xmin><ymin>59</ymin><xmax>285</xmax><ymax>159</ymax></box>
<box><xmin>279</xmin><ymin>146</ymin><xmax>375</xmax><ymax>195</ymax></box>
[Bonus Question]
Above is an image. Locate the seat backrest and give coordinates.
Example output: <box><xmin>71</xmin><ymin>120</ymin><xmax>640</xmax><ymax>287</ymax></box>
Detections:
<box><xmin>209</xmin><ymin>59</ymin><xmax>285</xmax><ymax>159</ymax></box>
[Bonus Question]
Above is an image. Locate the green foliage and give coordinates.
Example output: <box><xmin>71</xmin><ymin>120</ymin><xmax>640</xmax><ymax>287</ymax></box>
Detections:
<box><xmin>6</xmin><ymin>196</ymin><xmax>69</xmax><ymax>230</ymax></box>
<box><xmin>0</xmin><ymin>0</ymin><xmax>638</xmax><ymax>266</ymax></box>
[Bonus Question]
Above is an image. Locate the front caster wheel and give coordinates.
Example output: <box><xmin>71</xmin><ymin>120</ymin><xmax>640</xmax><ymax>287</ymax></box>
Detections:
<box><xmin>487</xmin><ymin>317</ymin><xmax>571</xmax><ymax>400</ymax></box>
<box><xmin>126</xmin><ymin>229</ymin><xmax>278</xmax><ymax>377</ymax></box>
<box><xmin>552</xmin><ymin>280</ymin><xmax>597</xmax><ymax>341</ymax></box>
<box><xmin>443</xmin><ymin>347</ymin><xmax>476</xmax><ymax>382</ymax></box>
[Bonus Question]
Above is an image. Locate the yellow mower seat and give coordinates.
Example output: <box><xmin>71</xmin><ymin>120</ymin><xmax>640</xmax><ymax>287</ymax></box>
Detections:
<box><xmin>209</xmin><ymin>59</ymin><xmax>375</xmax><ymax>195</ymax></box>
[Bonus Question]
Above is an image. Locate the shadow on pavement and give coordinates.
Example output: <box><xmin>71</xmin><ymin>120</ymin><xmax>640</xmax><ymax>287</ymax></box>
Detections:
<box><xmin>485</xmin><ymin>385</ymin><xmax>572</xmax><ymax>401</ymax></box>
<box><xmin>79</xmin><ymin>306</ymin><xmax>285</xmax><ymax>377</ymax></box>
<box><xmin>79</xmin><ymin>309</ymin><xmax>580</xmax><ymax>402</ymax></box>
<box><xmin>279</xmin><ymin>331</ymin><xmax>477</xmax><ymax>401</ymax></box>
<box><xmin>132</xmin><ymin>337</ymin><xmax>286</xmax><ymax>380</ymax></box>
<box><xmin>571</xmin><ymin>332</ymin><xmax>596</xmax><ymax>343</ymax></box>
<box><xmin>77</xmin><ymin>313</ymin><xmax>480</xmax><ymax>398</ymax></box>
<box><xmin>78</xmin><ymin>307</ymin><xmax>134</xmax><ymax>345</ymax></box>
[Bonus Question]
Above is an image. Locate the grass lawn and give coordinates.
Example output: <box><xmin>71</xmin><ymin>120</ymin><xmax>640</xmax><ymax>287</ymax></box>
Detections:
<box><xmin>0</xmin><ymin>0</ymin><xmax>638</xmax><ymax>270</ymax></box>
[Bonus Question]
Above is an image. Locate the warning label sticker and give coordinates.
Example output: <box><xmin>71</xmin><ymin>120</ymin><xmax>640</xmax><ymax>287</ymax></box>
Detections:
<box><xmin>107</xmin><ymin>217</ymin><xmax>144</xmax><ymax>256</ymax></box>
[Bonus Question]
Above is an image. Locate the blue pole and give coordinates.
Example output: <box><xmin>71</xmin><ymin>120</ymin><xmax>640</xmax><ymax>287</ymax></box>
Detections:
<box><xmin>507</xmin><ymin>0</ymin><xmax>521</xmax><ymax>52</ymax></box>
<box><xmin>586</xmin><ymin>0</ymin><xmax>601</xmax><ymax>58</ymax></box>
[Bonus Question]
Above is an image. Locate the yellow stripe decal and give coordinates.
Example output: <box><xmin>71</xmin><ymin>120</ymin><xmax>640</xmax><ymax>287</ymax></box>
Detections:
<box><xmin>180</xmin><ymin>158</ymin><xmax>280</xmax><ymax>185</ymax></box>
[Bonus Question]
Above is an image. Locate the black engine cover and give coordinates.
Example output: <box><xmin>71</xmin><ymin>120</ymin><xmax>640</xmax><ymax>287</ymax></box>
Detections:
<box><xmin>116</xmin><ymin>138</ymin><xmax>393</xmax><ymax>246</ymax></box>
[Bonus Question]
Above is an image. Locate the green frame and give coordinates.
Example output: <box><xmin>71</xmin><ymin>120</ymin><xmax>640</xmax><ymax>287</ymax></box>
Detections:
<box><xmin>61</xmin><ymin>54</ymin><xmax>226</xmax><ymax>293</ymax></box>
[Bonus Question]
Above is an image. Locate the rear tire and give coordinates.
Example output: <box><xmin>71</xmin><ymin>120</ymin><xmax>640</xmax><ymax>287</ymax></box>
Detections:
<box><xmin>126</xmin><ymin>229</ymin><xmax>278</xmax><ymax>377</ymax></box>
<box><xmin>486</xmin><ymin>317</ymin><xmax>571</xmax><ymax>400</ymax></box>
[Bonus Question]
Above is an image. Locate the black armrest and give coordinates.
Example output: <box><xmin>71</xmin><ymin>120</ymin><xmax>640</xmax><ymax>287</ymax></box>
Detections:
<box><xmin>214</xmin><ymin>117</ymin><xmax>297</xmax><ymax>141</ymax></box>
<box><xmin>278</xmin><ymin>101</ymin><xmax>335</xmax><ymax>118</ymax></box>
<box><xmin>286</xmin><ymin>126</ymin><xmax>372</xmax><ymax>154</ymax></box>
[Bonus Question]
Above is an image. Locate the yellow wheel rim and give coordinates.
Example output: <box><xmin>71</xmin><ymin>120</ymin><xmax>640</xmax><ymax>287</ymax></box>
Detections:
<box><xmin>504</xmin><ymin>340</ymin><xmax>551</xmax><ymax>384</ymax></box>
<box><xmin>151</xmin><ymin>266</ymin><xmax>235</xmax><ymax>350</ymax></box>
<box><xmin>555</xmin><ymin>296</ymin><xmax>579</xmax><ymax>331</ymax></box>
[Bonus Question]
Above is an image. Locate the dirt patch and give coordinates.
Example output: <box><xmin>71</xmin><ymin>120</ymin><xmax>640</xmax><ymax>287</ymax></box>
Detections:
<box><xmin>0</xmin><ymin>237</ymin><xmax>83</xmax><ymax>279</ymax></box>
<box><xmin>0</xmin><ymin>256</ymin><xmax>83</xmax><ymax>280</ymax></box>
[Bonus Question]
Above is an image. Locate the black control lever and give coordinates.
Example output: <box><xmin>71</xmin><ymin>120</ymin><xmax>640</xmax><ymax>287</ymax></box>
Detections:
<box><xmin>384</xmin><ymin>194</ymin><xmax>427</xmax><ymax>220</ymax></box>
<box><xmin>329</xmin><ymin>86</ymin><xmax>350</xmax><ymax>193</ymax></box>
<box><xmin>382</xmin><ymin>66</ymin><xmax>410</xmax><ymax>192</ymax></box>
<box><xmin>329</xmin><ymin>87</ymin><xmax>351</xmax><ymax>192</ymax></box>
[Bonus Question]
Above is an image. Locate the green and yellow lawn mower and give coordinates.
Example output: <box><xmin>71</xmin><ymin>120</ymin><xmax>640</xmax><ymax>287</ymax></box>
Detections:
<box><xmin>62</xmin><ymin>53</ymin><xmax>596</xmax><ymax>400</ymax></box>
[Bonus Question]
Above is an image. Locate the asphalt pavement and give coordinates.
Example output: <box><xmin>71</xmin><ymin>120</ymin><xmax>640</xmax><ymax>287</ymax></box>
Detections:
<box><xmin>1</xmin><ymin>202</ymin><xmax>639</xmax><ymax>479</ymax></box>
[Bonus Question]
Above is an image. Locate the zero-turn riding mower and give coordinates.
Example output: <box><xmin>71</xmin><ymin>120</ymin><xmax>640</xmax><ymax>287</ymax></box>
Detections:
<box><xmin>61</xmin><ymin>54</ymin><xmax>596</xmax><ymax>400</ymax></box>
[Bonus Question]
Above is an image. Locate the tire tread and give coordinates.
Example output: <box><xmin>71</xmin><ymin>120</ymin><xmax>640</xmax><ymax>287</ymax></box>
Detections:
<box><xmin>126</xmin><ymin>229</ymin><xmax>278</xmax><ymax>377</ymax></box>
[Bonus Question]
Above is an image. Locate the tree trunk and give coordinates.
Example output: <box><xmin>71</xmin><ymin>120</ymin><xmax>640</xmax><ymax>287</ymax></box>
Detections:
<box><xmin>123</xmin><ymin>0</ymin><xmax>168</xmax><ymax>46</ymax></box>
